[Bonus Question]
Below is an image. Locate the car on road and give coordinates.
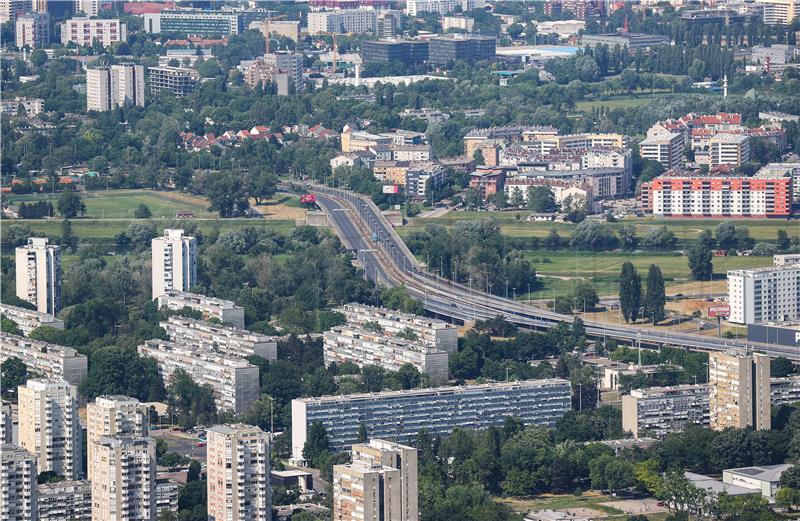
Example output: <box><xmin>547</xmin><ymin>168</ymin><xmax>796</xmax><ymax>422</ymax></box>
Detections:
<box><xmin>195</xmin><ymin>441</ymin><xmax>206</xmax><ymax>448</ymax></box>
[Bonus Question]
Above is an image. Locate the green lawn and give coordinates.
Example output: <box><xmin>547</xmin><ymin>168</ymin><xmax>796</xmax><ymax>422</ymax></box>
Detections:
<box><xmin>574</xmin><ymin>92</ymin><xmax>674</xmax><ymax>112</ymax></box>
<box><xmin>406</xmin><ymin>213</ymin><xmax>797</xmax><ymax>244</ymax></box>
<box><xmin>524</xmin><ymin>251</ymin><xmax>772</xmax><ymax>298</ymax></box>
<box><xmin>6</xmin><ymin>189</ymin><xmax>213</xmax><ymax>219</ymax></box>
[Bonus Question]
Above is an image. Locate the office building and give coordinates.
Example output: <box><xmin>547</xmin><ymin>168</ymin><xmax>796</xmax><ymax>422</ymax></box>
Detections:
<box><xmin>307</xmin><ymin>9</ymin><xmax>378</xmax><ymax>34</ymax></box>
<box><xmin>0</xmin><ymin>0</ymin><xmax>31</xmax><ymax>23</ymax></box>
<box><xmin>148</xmin><ymin>66</ymin><xmax>198</xmax><ymax>97</ymax></box>
<box><xmin>207</xmin><ymin>424</ymin><xmax>271</xmax><ymax>521</ymax></box>
<box><xmin>37</xmin><ymin>479</ymin><xmax>92</xmax><ymax>521</ymax></box>
<box><xmin>581</xmin><ymin>32</ymin><xmax>669</xmax><ymax>52</ymax></box>
<box><xmin>86</xmin><ymin>64</ymin><xmax>145</xmax><ymax>112</ymax></box>
<box><xmin>1</xmin><ymin>96</ymin><xmax>44</xmax><ymax>117</ymax></box>
<box><xmin>0</xmin><ymin>303</ymin><xmax>64</xmax><ymax>336</ymax></box>
<box><xmin>74</xmin><ymin>0</ymin><xmax>99</xmax><ymax>16</ymax></box>
<box><xmin>15</xmin><ymin>237</ymin><xmax>61</xmax><ymax>315</ymax></box>
<box><xmin>641</xmin><ymin>171</ymin><xmax>793</xmax><ymax>218</ymax></box>
<box><xmin>361</xmin><ymin>39</ymin><xmax>429</xmax><ymax>65</ymax></box>
<box><xmin>622</xmin><ymin>384</ymin><xmax>710</xmax><ymax>438</ymax></box>
<box><xmin>428</xmin><ymin>34</ymin><xmax>496</xmax><ymax>65</ymax></box>
<box><xmin>709</xmin><ymin>351</ymin><xmax>771</xmax><ymax>430</ymax></box>
<box><xmin>91</xmin><ymin>436</ymin><xmax>156</xmax><ymax>521</ymax></box>
<box><xmin>151</xmin><ymin>229</ymin><xmax>198</xmax><ymax>300</ymax></box>
<box><xmin>161</xmin><ymin>315</ymin><xmax>277</xmax><ymax>361</ymax></box>
<box><xmin>15</xmin><ymin>12</ymin><xmax>49</xmax><ymax>49</ymax></box>
<box><xmin>709</xmin><ymin>134</ymin><xmax>751</xmax><ymax>167</ymax></box>
<box><xmin>756</xmin><ymin>0</ymin><xmax>800</xmax><ymax>24</ymax></box>
<box><xmin>143</xmin><ymin>9</ymin><xmax>239</xmax><ymax>36</ymax></box>
<box><xmin>138</xmin><ymin>339</ymin><xmax>259</xmax><ymax>413</ymax></box>
<box><xmin>291</xmin><ymin>379</ymin><xmax>571</xmax><ymax>460</ymax></box>
<box><xmin>324</xmin><ymin>325</ymin><xmax>449</xmax><ymax>384</ymax></box>
<box><xmin>638</xmin><ymin>131</ymin><xmax>684</xmax><ymax>170</ymax></box>
<box><xmin>156</xmin><ymin>291</ymin><xmax>245</xmax><ymax>328</ymax></box>
<box><xmin>18</xmin><ymin>379</ymin><xmax>82</xmax><ymax>480</ymax></box>
<box><xmin>729</xmin><ymin>261</ymin><xmax>800</xmax><ymax>325</ymax></box>
<box><xmin>61</xmin><ymin>18</ymin><xmax>126</xmax><ymax>47</ymax></box>
<box><xmin>333</xmin><ymin>439</ymin><xmax>418</xmax><ymax>521</ymax></box>
<box><xmin>337</xmin><ymin>303</ymin><xmax>458</xmax><ymax>353</ymax></box>
<box><xmin>86</xmin><ymin>396</ymin><xmax>149</xmax><ymax>481</ymax></box>
<box><xmin>1</xmin><ymin>333</ymin><xmax>88</xmax><ymax>387</ymax></box>
<box><xmin>0</xmin><ymin>445</ymin><xmax>37</xmax><ymax>521</ymax></box>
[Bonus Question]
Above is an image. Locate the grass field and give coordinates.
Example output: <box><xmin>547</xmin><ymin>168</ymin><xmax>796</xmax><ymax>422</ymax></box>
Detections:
<box><xmin>405</xmin><ymin>212</ymin><xmax>797</xmax><ymax>243</ymax></box>
<box><xmin>5</xmin><ymin>189</ymin><xmax>214</xmax><ymax>219</ymax></box>
<box><xmin>574</xmin><ymin>92</ymin><xmax>674</xmax><ymax>113</ymax></box>
<box><xmin>497</xmin><ymin>493</ymin><xmax>670</xmax><ymax>521</ymax></box>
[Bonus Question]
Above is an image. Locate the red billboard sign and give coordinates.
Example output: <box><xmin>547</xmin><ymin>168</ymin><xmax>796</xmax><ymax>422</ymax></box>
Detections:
<box><xmin>708</xmin><ymin>304</ymin><xmax>731</xmax><ymax>318</ymax></box>
<box><xmin>382</xmin><ymin>185</ymin><xmax>399</xmax><ymax>194</ymax></box>
<box><xmin>300</xmin><ymin>194</ymin><xmax>316</xmax><ymax>203</ymax></box>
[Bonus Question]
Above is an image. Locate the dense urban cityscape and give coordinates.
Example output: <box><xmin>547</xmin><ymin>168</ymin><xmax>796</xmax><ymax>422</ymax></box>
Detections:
<box><xmin>1</xmin><ymin>0</ymin><xmax>800</xmax><ymax>520</ymax></box>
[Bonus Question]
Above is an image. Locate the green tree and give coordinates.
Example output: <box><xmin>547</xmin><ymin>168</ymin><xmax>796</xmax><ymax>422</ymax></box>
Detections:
<box><xmin>397</xmin><ymin>363</ymin><xmax>421</xmax><ymax>389</ymax></box>
<box><xmin>251</xmin><ymin>171</ymin><xmax>278</xmax><ymax>204</ymax></box>
<box><xmin>772</xmin><ymin>357</ymin><xmax>796</xmax><ymax>377</ymax></box>
<box><xmin>572</xmin><ymin>281</ymin><xmax>599</xmax><ymax>311</ymax></box>
<box><xmin>61</xmin><ymin>219</ymin><xmax>78</xmax><ymax>253</ymax></box>
<box><xmin>187</xmin><ymin>460</ymin><xmax>202</xmax><ymax>482</ymax></box>
<box><xmin>357</xmin><ymin>422</ymin><xmax>368</xmax><ymax>443</ymax></box>
<box><xmin>303</xmin><ymin>421</ymin><xmax>330</xmax><ymax>467</ymax></box>
<box><xmin>619</xmin><ymin>261</ymin><xmax>642</xmax><ymax>323</ymax></box>
<box><xmin>688</xmin><ymin>242</ymin><xmax>713</xmax><ymax>281</ymax></box>
<box><xmin>1</xmin><ymin>315</ymin><xmax>22</xmax><ymax>335</ymax></box>
<box><xmin>778</xmin><ymin>229</ymin><xmax>791</xmax><ymax>252</ymax></box>
<box><xmin>1</xmin><ymin>357</ymin><xmax>29</xmax><ymax>400</ymax></box>
<box><xmin>57</xmin><ymin>189</ymin><xmax>86</xmax><ymax>218</ymax></box>
<box><xmin>207</xmin><ymin>172</ymin><xmax>249</xmax><ymax>217</ymax></box>
<box><xmin>644</xmin><ymin>264</ymin><xmax>666</xmax><ymax>324</ymax></box>
<box><xmin>554</xmin><ymin>295</ymin><xmax>573</xmax><ymax>314</ymax></box>
<box><xmin>526</xmin><ymin>185</ymin><xmax>557</xmax><ymax>213</ymax></box>
<box><xmin>79</xmin><ymin>347</ymin><xmax>165</xmax><ymax>401</ymax></box>
<box><xmin>133</xmin><ymin>203</ymin><xmax>151</xmax><ymax>219</ymax></box>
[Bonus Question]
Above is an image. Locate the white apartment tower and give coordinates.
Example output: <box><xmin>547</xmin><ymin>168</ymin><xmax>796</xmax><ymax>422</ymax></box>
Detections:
<box><xmin>18</xmin><ymin>379</ymin><xmax>82</xmax><ymax>480</ymax></box>
<box><xmin>207</xmin><ymin>424</ymin><xmax>272</xmax><ymax>521</ymax></box>
<box><xmin>91</xmin><ymin>435</ymin><xmax>156</xmax><ymax>521</ymax></box>
<box><xmin>0</xmin><ymin>445</ymin><xmax>38</xmax><ymax>521</ymax></box>
<box><xmin>86</xmin><ymin>64</ymin><xmax>144</xmax><ymax>112</ymax></box>
<box><xmin>728</xmin><ymin>257</ymin><xmax>800</xmax><ymax>325</ymax></box>
<box><xmin>15</xmin><ymin>237</ymin><xmax>61</xmax><ymax>314</ymax></box>
<box><xmin>74</xmin><ymin>0</ymin><xmax>99</xmax><ymax>16</ymax></box>
<box><xmin>333</xmin><ymin>439</ymin><xmax>419</xmax><ymax>521</ymax></box>
<box><xmin>86</xmin><ymin>395</ymin><xmax>149</xmax><ymax>481</ymax></box>
<box><xmin>709</xmin><ymin>351</ymin><xmax>771</xmax><ymax>431</ymax></box>
<box><xmin>151</xmin><ymin>229</ymin><xmax>198</xmax><ymax>300</ymax></box>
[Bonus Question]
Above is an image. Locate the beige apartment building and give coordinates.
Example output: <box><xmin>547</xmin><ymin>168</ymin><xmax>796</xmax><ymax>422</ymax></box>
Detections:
<box><xmin>0</xmin><ymin>444</ymin><xmax>37</xmax><ymax>521</ymax></box>
<box><xmin>61</xmin><ymin>17</ymin><xmax>126</xmax><ymax>47</ymax></box>
<box><xmin>1</xmin><ymin>332</ymin><xmax>88</xmax><ymax>387</ymax></box>
<box><xmin>91</xmin><ymin>435</ymin><xmax>156</xmax><ymax>521</ymax></box>
<box><xmin>37</xmin><ymin>479</ymin><xmax>92</xmax><ymax>521</ymax></box>
<box><xmin>15</xmin><ymin>237</ymin><xmax>61</xmax><ymax>314</ymax></box>
<box><xmin>86</xmin><ymin>64</ymin><xmax>145</xmax><ymax>112</ymax></box>
<box><xmin>207</xmin><ymin>424</ymin><xmax>271</xmax><ymax>521</ymax></box>
<box><xmin>156</xmin><ymin>291</ymin><xmax>245</xmax><ymax>328</ymax></box>
<box><xmin>0</xmin><ymin>303</ymin><xmax>64</xmax><ymax>336</ymax></box>
<box><xmin>333</xmin><ymin>439</ymin><xmax>419</xmax><ymax>521</ymax></box>
<box><xmin>18</xmin><ymin>379</ymin><xmax>82</xmax><ymax>480</ymax></box>
<box><xmin>86</xmin><ymin>395</ymin><xmax>149</xmax><ymax>481</ymax></box>
<box><xmin>151</xmin><ymin>229</ymin><xmax>198</xmax><ymax>299</ymax></box>
<box><xmin>709</xmin><ymin>351</ymin><xmax>771</xmax><ymax>430</ymax></box>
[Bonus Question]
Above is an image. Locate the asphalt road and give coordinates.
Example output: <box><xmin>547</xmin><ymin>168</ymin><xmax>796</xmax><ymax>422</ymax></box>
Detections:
<box><xmin>312</xmin><ymin>185</ymin><xmax>800</xmax><ymax>361</ymax></box>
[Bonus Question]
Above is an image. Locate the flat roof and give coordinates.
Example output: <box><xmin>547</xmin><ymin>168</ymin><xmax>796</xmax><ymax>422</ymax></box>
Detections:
<box><xmin>725</xmin><ymin>464</ymin><xmax>791</xmax><ymax>483</ymax></box>
<box><xmin>686</xmin><ymin>472</ymin><xmax>756</xmax><ymax>496</ymax></box>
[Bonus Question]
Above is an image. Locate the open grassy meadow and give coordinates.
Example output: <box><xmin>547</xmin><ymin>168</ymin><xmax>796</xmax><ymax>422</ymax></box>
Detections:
<box><xmin>405</xmin><ymin>212</ymin><xmax>798</xmax><ymax>244</ymax></box>
<box><xmin>6</xmin><ymin>189</ymin><xmax>214</xmax><ymax>219</ymax></box>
